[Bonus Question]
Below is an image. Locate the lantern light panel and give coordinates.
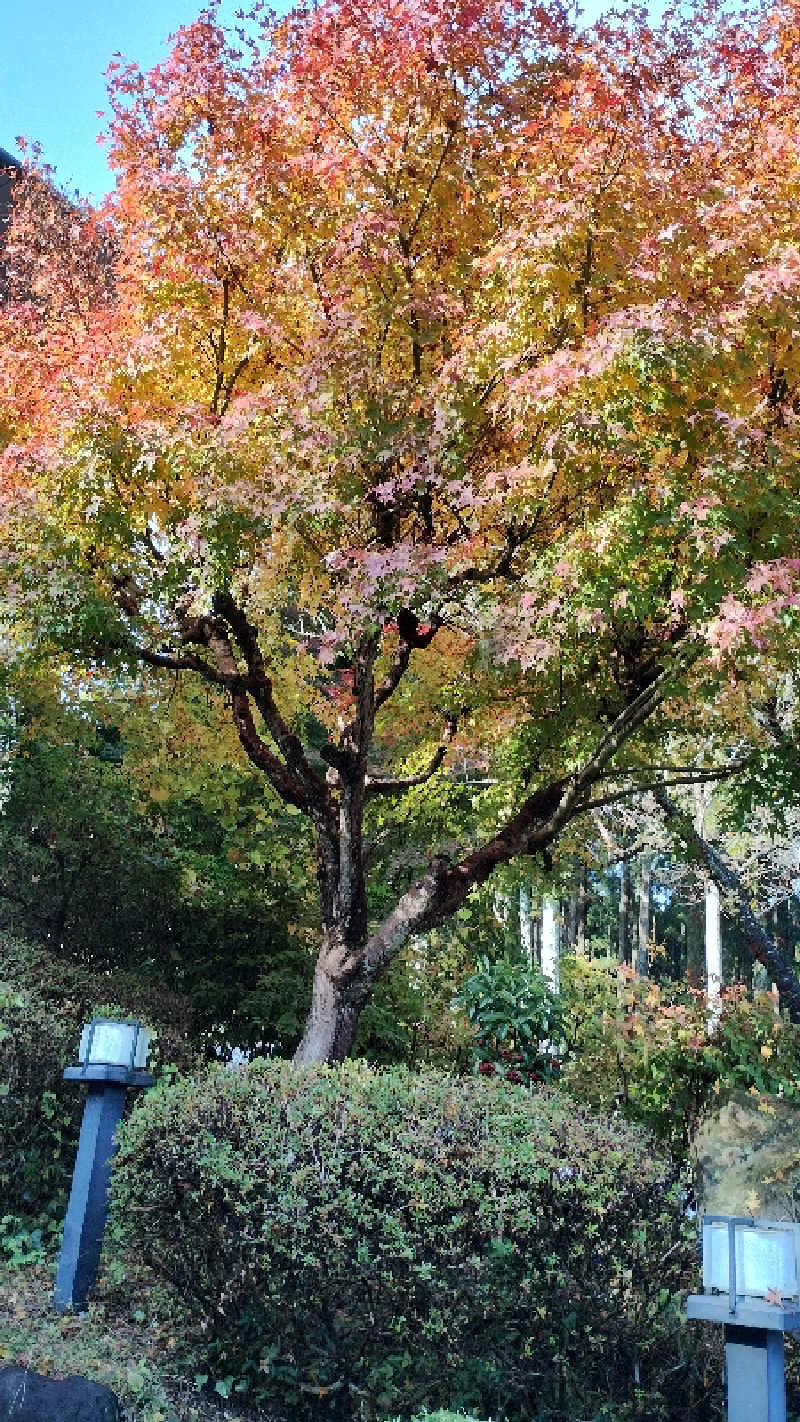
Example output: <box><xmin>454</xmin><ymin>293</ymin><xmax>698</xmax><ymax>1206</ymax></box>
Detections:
<box><xmin>77</xmin><ymin>1019</ymin><xmax>150</xmax><ymax>1071</ymax></box>
<box><xmin>702</xmin><ymin>1218</ymin><xmax>800</xmax><ymax>1300</ymax></box>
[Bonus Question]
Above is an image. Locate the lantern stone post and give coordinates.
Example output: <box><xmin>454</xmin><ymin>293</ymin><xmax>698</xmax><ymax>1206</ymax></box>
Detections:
<box><xmin>54</xmin><ymin>1020</ymin><xmax>153</xmax><ymax>1313</ymax></box>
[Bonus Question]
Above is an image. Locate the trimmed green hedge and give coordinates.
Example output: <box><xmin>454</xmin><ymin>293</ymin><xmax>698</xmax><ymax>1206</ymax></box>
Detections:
<box><xmin>0</xmin><ymin>935</ymin><xmax>197</xmax><ymax>1218</ymax></box>
<box><xmin>404</xmin><ymin>1414</ymin><xmax>489</xmax><ymax>1421</ymax></box>
<box><xmin>399</xmin><ymin>1414</ymin><xmax>489</xmax><ymax>1421</ymax></box>
<box><xmin>110</xmin><ymin>1060</ymin><xmax>708</xmax><ymax>1421</ymax></box>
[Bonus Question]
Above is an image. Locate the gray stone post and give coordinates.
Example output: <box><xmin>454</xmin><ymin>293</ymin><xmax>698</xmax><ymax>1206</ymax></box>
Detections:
<box><xmin>687</xmin><ymin>1295</ymin><xmax>798</xmax><ymax>1422</ymax></box>
<box><xmin>725</xmin><ymin>1326</ymin><xmax>786</xmax><ymax>1422</ymax></box>
<box><xmin>54</xmin><ymin>1063</ymin><xmax>153</xmax><ymax>1312</ymax></box>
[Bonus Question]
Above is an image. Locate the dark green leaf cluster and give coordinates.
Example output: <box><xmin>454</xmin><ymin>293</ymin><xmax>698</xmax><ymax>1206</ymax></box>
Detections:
<box><xmin>0</xmin><ymin>717</ymin><xmax>317</xmax><ymax>1059</ymax></box>
<box><xmin>454</xmin><ymin>958</ymin><xmax>562</xmax><ymax>1084</ymax></box>
<box><xmin>110</xmin><ymin>1061</ymin><xmax>706</xmax><ymax>1422</ymax></box>
<box><xmin>0</xmin><ymin>935</ymin><xmax>197</xmax><ymax>1218</ymax></box>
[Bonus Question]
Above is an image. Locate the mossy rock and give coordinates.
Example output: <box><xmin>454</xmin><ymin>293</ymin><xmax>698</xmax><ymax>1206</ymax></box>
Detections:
<box><xmin>694</xmin><ymin>1089</ymin><xmax>800</xmax><ymax>1218</ymax></box>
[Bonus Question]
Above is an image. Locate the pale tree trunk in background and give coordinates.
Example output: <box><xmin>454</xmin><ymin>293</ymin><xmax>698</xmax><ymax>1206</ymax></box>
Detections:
<box><xmin>705</xmin><ymin>878</ymin><xmax>723</xmax><ymax>1029</ymax></box>
<box><xmin>576</xmin><ymin>862</ymin><xmax>587</xmax><ymax>956</ymax></box>
<box><xmin>693</xmin><ymin>786</ymin><xmax>723</xmax><ymax>1025</ymax></box>
<box><xmin>493</xmin><ymin>892</ymin><xmax>511</xmax><ymax>933</ymax></box>
<box><xmin>618</xmin><ymin>859</ymin><xmax>631</xmax><ymax>966</ymax></box>
<box><xmin>654</xmin><ymin>790</ymin><xmax>800</xmax><ymax>1025</ymax></box>
<box><xmin>541</xmin><ymin>894</ymin><xmax>560</xmax><ymax>989</ymax></box>
<box><xmin>636</xmin><ymin>856</ymin><xmax>651</xmax><ymax>978</ymax></box>
<box><xmin>519</xmin><ymin>882</ymin><xmax>533</xmax><ymax>967</ymax></box>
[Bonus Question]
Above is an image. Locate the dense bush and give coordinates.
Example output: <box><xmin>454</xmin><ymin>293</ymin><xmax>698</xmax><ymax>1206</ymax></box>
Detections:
<box><xmin>454</xmin><ymin>958</ymin><xmax>562</xmax><ymax>1085</ymax></box>
<box><xmin>560</xmin><ymin>958</ymin><xmax>800</xmax><ymax>1157</ymax></box>
<box><xmin>110</xmin><ymin>1060</ymin><xmax>709</xmax><ymax>1422</ymax></box>
<box><xmin>0</xmin><ymin>934</ymin><xmax>197</xmax><ymax>1218</ymax></box>
<box><xmin>398</xmin><ymin>1414</ymin><xmax>490</xmax><ymax>1421</ymax></box>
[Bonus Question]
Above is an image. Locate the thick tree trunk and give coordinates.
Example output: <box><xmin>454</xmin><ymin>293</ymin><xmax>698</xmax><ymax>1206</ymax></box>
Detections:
<box><xmin>285</xmin><ymin>654</ymin><xmax>694</xmax><ymax>1063</ymax></box>
<box><xmin>131</xmin><ymin>538</ymin><xmax>691</xmax><ymax>1066</ymax></box>
<box><xmin>293</xmin><ymin>937</ymin><xmax>369</xmax><ymax>1064</ymax></box>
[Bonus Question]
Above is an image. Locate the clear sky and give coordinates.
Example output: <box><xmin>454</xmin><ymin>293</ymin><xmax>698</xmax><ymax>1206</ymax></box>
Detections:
<box><xmin>2</xmin><ymin>0</ymin><xmax>633</xmax><ymax>204</ymax></box>
<box><xmin>0</xmin><ymin>0</ymin><xmax>256</xmax><ymax>201</ymax></box>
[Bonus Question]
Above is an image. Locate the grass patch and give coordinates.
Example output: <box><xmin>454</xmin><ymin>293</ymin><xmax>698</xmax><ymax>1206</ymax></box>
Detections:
<box><xmin>0</xmin><ymin>1250</ymin><xmax>261</xmax><ymax>1422</ymax></box>
<box><xmin>0</xmin><ymin>1252</ymin><xmax>493</xmax><ymax>1422</ymax></box>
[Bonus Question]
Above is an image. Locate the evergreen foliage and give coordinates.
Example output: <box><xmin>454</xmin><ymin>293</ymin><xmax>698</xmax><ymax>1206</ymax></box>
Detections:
<box><xmin>0</xmin><ymin>935</ymin><xmax>196</xmax><ymax>1218</ymax></box>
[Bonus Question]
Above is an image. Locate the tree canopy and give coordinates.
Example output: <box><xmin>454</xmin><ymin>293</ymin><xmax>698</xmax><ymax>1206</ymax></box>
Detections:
<box><xmin>1</xmin><ymin>0</ymin><xmax>799</xmax><ymax>1059</ymax></box>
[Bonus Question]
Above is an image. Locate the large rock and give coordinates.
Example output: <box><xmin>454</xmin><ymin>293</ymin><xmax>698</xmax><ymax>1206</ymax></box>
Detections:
<box><xmin>693</xmin><ymin>1089</ymin><xmax>800</xmax><ymax>1218</ymax></box>
<box><xmin>0</xmin><ymin>1367</ymin><xmax>120</xmax><ymax>1421</ymax></box>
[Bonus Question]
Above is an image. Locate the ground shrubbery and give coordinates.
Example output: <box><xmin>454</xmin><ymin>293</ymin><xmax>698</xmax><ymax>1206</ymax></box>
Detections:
<box><xmin>559</xmin><ymin>957</ymin><xmax>800</xmax><ymax>1156</ymax></box>
<box><xmin>0</xmin><ymin>934</ymin><xmax>197</xmax><ymax>1220</ymax></box>
<box><xmin>110</xmin><ymin>1059</ymin><xmax>708</xmax><ymax>1422</ymax></box>
<box><xmin>455</xmin><ymin>954</ymin><xmax>800</xmax><ymax>1160</ymax></box>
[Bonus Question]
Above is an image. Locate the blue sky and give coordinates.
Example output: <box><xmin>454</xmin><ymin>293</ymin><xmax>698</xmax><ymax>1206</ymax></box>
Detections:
<box><xmin>3</xmin><ymin>0</ymin><xmax>629</xmax><ymax>203</ymax></box>
<box><xmin>0</xmin><ymin>0</ymin><xmax>253</xmax><ymax>200</ymax></box>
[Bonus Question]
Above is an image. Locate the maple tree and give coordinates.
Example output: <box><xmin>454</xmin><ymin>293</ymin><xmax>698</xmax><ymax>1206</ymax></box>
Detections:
<box><xmin>2</xmin><ymin>0</ymin><xmax>800</xmax><ymax>1060</ymax></box>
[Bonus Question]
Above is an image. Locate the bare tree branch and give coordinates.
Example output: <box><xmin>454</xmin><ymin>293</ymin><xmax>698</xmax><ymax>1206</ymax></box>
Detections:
<box><xmin>373</xmin><ymin>615</ymin><xmax>439</xmax><ymax>714</ymax></box>
<box><xmin>138</xmin><ymin>645</ymin><xmax>229</xmax><ymax>684</ymax></box>
<box><xmin>228</xmin><ymin>686</ymin><xmax>313</xmax><ymax>811</ymax></box>
<box><xmin>212</xmin><ymin>590</ymin><xmax>332</xmax><ymax>817</ymax></box>
<box><xmin>574</xmin><ymin>762</ymin><xmax>749</xmax><ymax>813</ymax></box>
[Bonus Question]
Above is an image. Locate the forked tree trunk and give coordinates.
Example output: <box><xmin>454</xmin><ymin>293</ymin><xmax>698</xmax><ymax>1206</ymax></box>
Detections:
<box><xmin>293</xmin><ymin>935</ymin><xmax>369</xmax><ymax>1064</ymax></box>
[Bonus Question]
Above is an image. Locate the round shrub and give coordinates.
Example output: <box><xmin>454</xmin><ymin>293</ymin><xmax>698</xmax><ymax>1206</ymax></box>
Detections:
<box><xmin>109</xmin><ymin>1060</ymin><xmax>707</xmax><ymax>1422</ymax></box>
<box><xmin>0</xmin><ymin>934</ymin><xmax>198</xmax><ymax>1219</ymax></box>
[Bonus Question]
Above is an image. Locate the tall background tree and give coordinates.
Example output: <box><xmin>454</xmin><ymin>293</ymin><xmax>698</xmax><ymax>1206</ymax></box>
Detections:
<box><xmin>1</xmin><ymin>0</ymin><xmax>799</xmax><ymax>1060</ymax></box>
